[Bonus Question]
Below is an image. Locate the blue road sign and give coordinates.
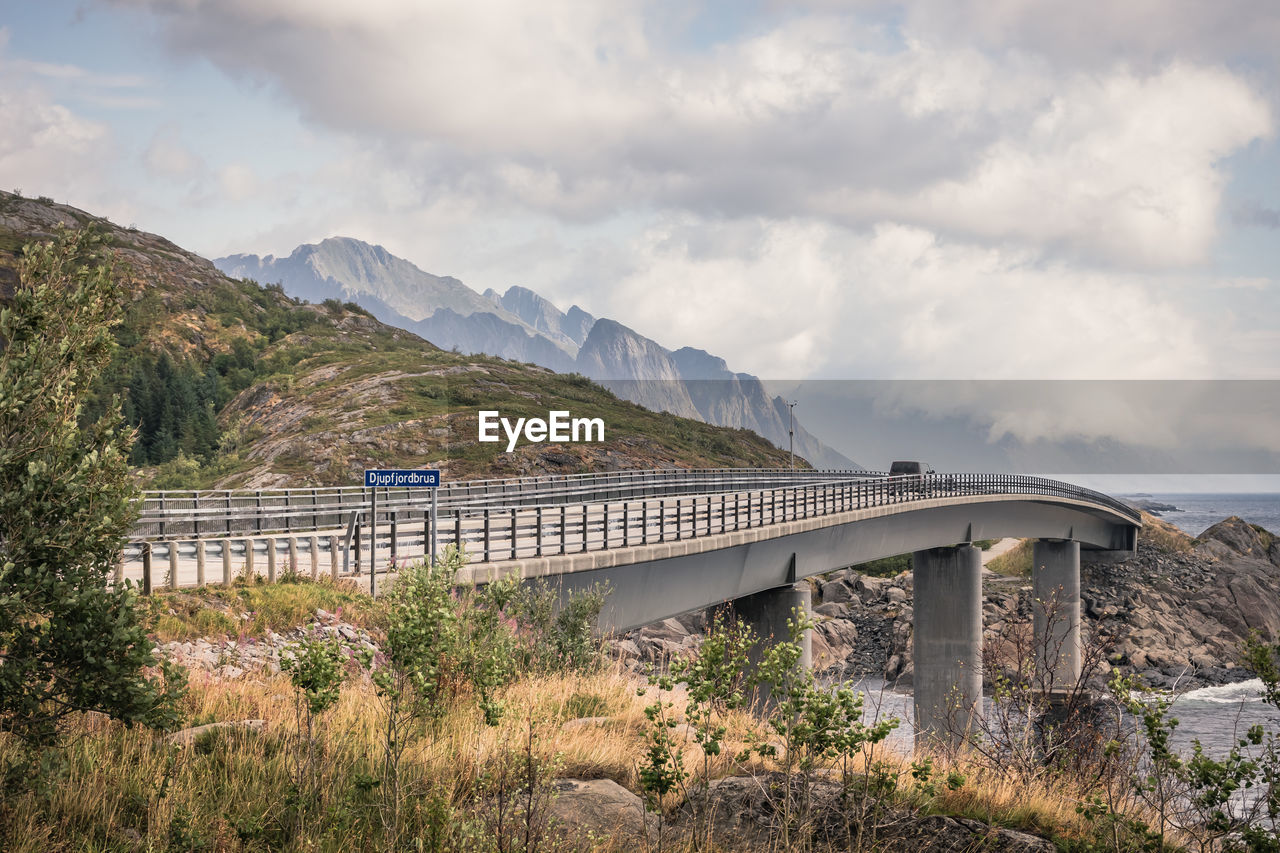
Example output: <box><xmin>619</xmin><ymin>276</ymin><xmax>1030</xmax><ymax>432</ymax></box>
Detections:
<box><xmin>364</xmin><ymin>469</ymin><xmax>441</xmax><ymax>488</ymax></box>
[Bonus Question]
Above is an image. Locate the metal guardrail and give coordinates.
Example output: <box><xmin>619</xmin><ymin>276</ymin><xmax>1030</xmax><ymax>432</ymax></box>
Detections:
<box><xmin>117</xmin><ymin>471</ymin><xmax>1140</xmax><ymax>592</ymax></box>
<box><xmin>131</xmin><ymin>469</ymin><xmax>883</xmax><ymax>540</ymax></box>
<box><xmin>129</xmin><ymin>469</ymin><xmax>1140</xmax><ymax>545</ymax></box>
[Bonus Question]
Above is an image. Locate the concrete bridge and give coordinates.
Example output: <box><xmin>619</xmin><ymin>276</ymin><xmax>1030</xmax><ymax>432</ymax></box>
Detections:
<box><xmin>126</xmin><ymin>469</ymin><xmax>1141</xmax><ymax>740</ymax></box>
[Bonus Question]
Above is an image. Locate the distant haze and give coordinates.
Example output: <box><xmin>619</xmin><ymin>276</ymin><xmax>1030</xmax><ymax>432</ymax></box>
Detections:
<box><xmin>762</xmin><ymin>380</ymin><xmax>1280</xmax><ymax>480</ymax></box>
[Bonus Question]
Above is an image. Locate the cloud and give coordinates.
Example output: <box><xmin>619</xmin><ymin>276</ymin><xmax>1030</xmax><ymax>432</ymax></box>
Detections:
<box><xmin>104</xmin><ymin>1</ymin><xmax>1271</xmax><ymax>268</ymax></box>
<box><xmin>0</xmin><ymin>77</ymin><xmax>113</xmax><ymax>200</ymax></box>
<box><xmin>144</xmin><ymin>125</ymin><xmax>203</xmax><ymax>177</ymax></box>
<box><xmin>1233</xmin><ymin>201</ymin><xmax>1280</xmax><ymax>229</ymax></box>
<box><xmin>840</xmin><ymin>0</ymin><xmax>1280</xmax><ymax>70</ymax></box>
<box><xmin>217</xmin><ymin>163</ymin><xmax>260</xmax><ymax>202</ymax></box>
<box><xmin>586</xmin><ymin>217</ymin><xmax>1216</xmax><ymax>380</ymax></box>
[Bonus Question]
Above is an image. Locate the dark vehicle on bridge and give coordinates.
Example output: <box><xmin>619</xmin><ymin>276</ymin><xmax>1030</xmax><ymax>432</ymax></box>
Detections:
<box><xmin>889</xmin><ymin>460</ymin><xmax>935</xmax><ymax>496</ymax></box>
<box><xmin>889</xmin><ymin>460</ymin><xmax>934</xmax><ymax>478</ymax></box>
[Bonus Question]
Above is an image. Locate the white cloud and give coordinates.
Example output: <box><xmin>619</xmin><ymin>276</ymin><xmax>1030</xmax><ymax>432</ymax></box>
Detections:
<box><xmin>846</xmin><ymin>0</ymin><xmax>1280</xmax><ymax>70</ymax></box>
<box><xmin>217</xmin><ymin>163</ymin><xmax>260</xmax><ymax>202</ymax></box>
<box><xmin>592</xmin><ymin>217</ymin><xmax>1216</xmax><ymax>380</ymax></box>
<box><xmin>105</xmin><ymin>1</ymin><xmax>1272</xmax><ymax>268</ymax></box>
<box><xmin>144</xmin><ymin>125</ymin><xmax>202</xmax><ymax>177</ymax></box>
<box><xmin>0</xmin><ymin>80</ymin><xmax>112</xmax><ymax>199</ymax></box>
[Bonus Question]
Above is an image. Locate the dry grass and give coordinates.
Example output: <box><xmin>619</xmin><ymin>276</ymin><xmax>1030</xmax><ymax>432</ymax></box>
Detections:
<box><xmin>0</xmin><ymin>659</ymin><xmax>1127</xmax><ymax>852</ymax></box>
<box><xmin>986</xmin><ymin>539</ymin><xmax>1033</xmax><ymax>577</ymax></box>
<box><xmin>146</xmin><ymin>575</ymin><xmax>378</xmax><ymax>642</ymax></box>
<box><xmin>0</xmin><ymin>573</ymin><xmax>1173</xmax><ymax>852</ymax></box>
<box><xmin>1138</xmin><ymin>511</ymin><xmax>1194</xmax><ymax>554</ymax></box>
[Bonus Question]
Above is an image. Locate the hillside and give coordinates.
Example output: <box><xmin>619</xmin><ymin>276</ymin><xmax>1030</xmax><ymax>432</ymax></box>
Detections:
<box><xmin>215</xmin><ymin>238</ymin><xmax>858</xmax><ymax>469</ymax></box>
<box><xmin>0</xmin><ymin>191</ymin><xmax>801</xmax><ymax>488</ymax></box>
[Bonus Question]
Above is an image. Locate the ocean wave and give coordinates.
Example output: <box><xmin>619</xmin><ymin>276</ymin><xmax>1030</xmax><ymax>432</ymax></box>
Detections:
<box><xmin>1174</xmin><ymin>679</ymin><xmax>1266</xmax><ymax>705</ymax></box>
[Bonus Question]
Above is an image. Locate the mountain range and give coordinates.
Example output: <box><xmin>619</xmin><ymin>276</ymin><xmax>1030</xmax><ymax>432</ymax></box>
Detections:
<box><xmin>0</xmin><ymin>190</ymin><xmax>802</xmax><ymax>487</ymax></box>
<box><xmin>216</xmin><ymin>237</ymin><xmax>856</xmax><ymax>468</ymax></box>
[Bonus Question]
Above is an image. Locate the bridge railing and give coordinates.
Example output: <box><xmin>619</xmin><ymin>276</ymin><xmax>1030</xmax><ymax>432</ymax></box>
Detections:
<box><xmin>130</xmin><ymin>468</ymin><xmax>882</xmax><ymax>540</ymax></box>
<box><xmin>447</xmin><ymin>472</ymin><xmax>1140</xmax><ymax>563</ymax></box>
<box><xmin>127</xmin><ymin>469</ymin><xmax>1138</xmax><ymax>551</ymax></box>
<box><xmin>117</xmin><ymin>471</ymin><xmax>1139</xmax><ymax>590</ymax></box>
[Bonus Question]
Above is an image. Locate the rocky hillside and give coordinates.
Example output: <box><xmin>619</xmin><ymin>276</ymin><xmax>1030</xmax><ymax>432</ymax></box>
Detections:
<box><xmin>0</xmin><ymin>191</ymin><xmax>801</xmax><ymax>488</ymax></box>
<box><xmin>624</xmin><ymin>513</ymin><xmax>1280</xmax><ymax>691</ymax></box>
<box><xmin>215</xmin><ymin>238</ymin><xmax>858</xmax><ymax>469</ymax></box>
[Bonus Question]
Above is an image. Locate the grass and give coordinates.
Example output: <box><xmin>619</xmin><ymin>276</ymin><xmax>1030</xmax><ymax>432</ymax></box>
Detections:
<box><xmin>1138</xmin><ymin>511</ymin><xmax>1194</xmax><ymax>554</ymax></box>
<box><xmin>145</xmin><ymin>576</ymin><xmax>377</xmax><ymax>642</ymax></box>
<box><xmin>986</xmin><ymin>539</ymin><xmax>1033</xmax><ymax>577</ymax></box>
<box><xmin>0</xmin><ymin>571</ymin><xmax>1183</xmax><ymax>853</ymax></box>
<box><xmin>0</xmin><ymin>661</ymin><xmax>1111</xmax><ymax>853</ymax></box>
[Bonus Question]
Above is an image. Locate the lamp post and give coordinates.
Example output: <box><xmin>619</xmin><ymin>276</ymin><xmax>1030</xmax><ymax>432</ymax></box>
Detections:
<box><xmin>787</xmin><ymin>400</ymin><xmax>797</xmax><ymax>471</ymax></box>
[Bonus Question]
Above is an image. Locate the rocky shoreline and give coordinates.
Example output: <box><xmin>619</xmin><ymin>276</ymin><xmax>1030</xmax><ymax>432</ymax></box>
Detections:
<box><xmin>623</xmin><ymin>514</ymin><xmax>1280</xmax><ymax>692</ymax></box>
<box><xmin>155</xmin><ymin>514</ymin><xmax>1278</xmax><ymax>697</ymax></box>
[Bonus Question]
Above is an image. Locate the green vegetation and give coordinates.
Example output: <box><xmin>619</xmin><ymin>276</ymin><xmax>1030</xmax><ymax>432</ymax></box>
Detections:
<box><xmin>146</xmin><ymin>576</ymin><xmax>378</xmax><ymax>642</ymax></box>
<box><xmin>854</xmin><ymin>553</ymin><xmax>912</xmax><ymax>577</ymax></box>
<box><xmin>10</xmin><ymin>546</ymin><xmax>1280</xmax><ymax>850</ymax></box>
<box><xmin>0</xmin><ymin>229</ymin><xmax>184</xmax><ymax>751</ymax></box>
<box><xmin>987</xmin><ymin>539</ymin><xmax>1033</xmax><ymax>576</ymax></box>
<box><xmin>1</xmin><ymin>211</ymin><xmax>801</xmax><ymax>488</ymax></box>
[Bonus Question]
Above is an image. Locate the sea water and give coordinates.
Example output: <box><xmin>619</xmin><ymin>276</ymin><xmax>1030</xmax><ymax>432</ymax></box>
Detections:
<box><xmin>1139</xmin><ymin>493</ymin><xmax>1280</xmax><ymax>538</ymax></box>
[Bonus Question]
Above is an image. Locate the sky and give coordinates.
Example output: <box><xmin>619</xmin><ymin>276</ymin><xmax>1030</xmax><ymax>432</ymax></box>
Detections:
<box><xmin>4</xmin><ymin>0</ymin><xmax>1280</xmax><ymax>387</ymax></box>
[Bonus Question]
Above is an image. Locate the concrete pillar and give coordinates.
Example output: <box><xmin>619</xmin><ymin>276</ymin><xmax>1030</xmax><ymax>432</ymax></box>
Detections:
<box><xmin>913</xmin><ymin>545</ymin><xmax>982</xmax><ymax>746</ymax></box>
<box><xmin>1032</xmin><ymin>539</ymin><xmax>1082</xmax><ymax>689</ymax></box>
<box><xmin>222</xmin><ymin>541</ymin><xmax>232</xmax><ymax>586</ymax></box>
<box><xmin>734</xmin><ymin>583</ymin><xmax>813</xmax><ymax>671</ymax></box>
<box><xmin>196</xmin><ymin>540</ymin><xmax>206</xmax><ymax>587</ymax></box>
<box><xmin>168</xmin><ymin>543</ymin><xmax>179</xmax><ymax>590</ymax></box>
<box><xmin>267</xmin><ymin>539</ymin><xmax>277</xmax><ymax>584</ymax></box>
<box><xmin>310</xmin><ymin>536</ymin><xmax>320</xmax><ymax>581</ymax></box>
<box><xmin>329</xmin><ymin>536</ymin><xmax>339</xmax><ymax>580</ymax></box>
<box><xmin>288</xmin><ymin>538</ymin><xmax>299</xmax><ymax>576</ymax></box>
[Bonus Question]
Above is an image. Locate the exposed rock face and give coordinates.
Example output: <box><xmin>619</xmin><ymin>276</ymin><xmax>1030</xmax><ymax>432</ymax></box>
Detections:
<box><xmin>484</xmin><ymin>285</ymin><xmax>596</xmax><ymax>348</ymax></box>
<box><xmin>620</xmin><ymin>516</ymin><xmax>1280</xmax><ymax>691</ymax></box>
<box><xmin>548</xmin><ymin>779</ymin><xmax>657</xmax><ymax>847</ymax></box>
<box><xmin>217</xmin><ymin>237</ymin><xmax>857</xmax><ymax>469</ymax></box>
<box><xmin>676</xmin><ymin>774</ymin><xmax>1055</xmax><ymax>852</ymax></box>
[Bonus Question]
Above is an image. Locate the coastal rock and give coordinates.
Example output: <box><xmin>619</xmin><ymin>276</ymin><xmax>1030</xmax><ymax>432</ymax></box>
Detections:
<box><xmin>614</xmin><ymin>513</ymin><xmax>1278</xmax><ymax>691</ymax></box>
<box><xmin>1200</xmin><ymin>517</ymin><xmax>1272</xmax><ymax>560</ymax></box>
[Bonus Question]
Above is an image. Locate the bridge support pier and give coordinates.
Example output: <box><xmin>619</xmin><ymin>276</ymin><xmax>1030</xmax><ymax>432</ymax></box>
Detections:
<box><xmin>734</xmin><ymin>583</ymin><xmax>813</xmax><ymax>672</ymax></box>
<box><xmin>913</xmin><ymin>544</ymin><xmax>982</xmax><ymax>748</ymax></box>
<box><xmin>1032</xmin><ymin>539</ymin><xmax>1081</xmax><ymax>688</ymax></box>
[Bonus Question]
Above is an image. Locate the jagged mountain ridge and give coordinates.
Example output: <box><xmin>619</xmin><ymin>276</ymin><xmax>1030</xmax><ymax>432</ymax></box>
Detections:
<box><xmin>0</xmin><ymin>191</ymin><xmax>804</xmax><ymax>486</ymax></box>
<box><xmin>216</xmin><ymin>238</ymin><xmax>858</xmax><ymax>469</ymax></box>
<box><xmin>483</xmin><ymin>285</ymin><xmax>595</xmax><ymax>349</ymax></box>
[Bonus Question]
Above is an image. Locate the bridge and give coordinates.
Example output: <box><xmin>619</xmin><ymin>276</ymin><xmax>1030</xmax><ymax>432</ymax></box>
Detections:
<box><xmin>124</xmin><ymin>469</ymin><xmax>1141</xmax><ymax>741</ymax></box>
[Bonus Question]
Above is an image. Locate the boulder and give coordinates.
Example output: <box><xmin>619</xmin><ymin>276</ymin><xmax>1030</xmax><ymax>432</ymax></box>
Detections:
<box><xmin>813</xmin><ymin>601</ymin><xmax>852</xmax><ymax>619</ymax></box>
<box><xmin>820</xmin><ymin>580</ymin><xmax>857</xmax><ymax>605</ymax></box>
<box><xmin>1229</xmin><ymin>575</ymin><xmax>1280</xmax><ymax>639</ymax></box>
<box><xmin>855</xmin><ymin>575</ymin><xmax>890</xmax><ymax>599</ymax></box>
<box><xmin>883</xmin><ymin>814</ymin><xmax>1057</xmax><ymax>852</ymax></box>
<box><xmin>549</xmin><ymin>779</ymin><xmax>658</xmax><ymax>847</ymax></box>
<box><xmin>1200</xmin><ymin>517</ymin><xmax>1271</xmax><ymax>558</ymax></box>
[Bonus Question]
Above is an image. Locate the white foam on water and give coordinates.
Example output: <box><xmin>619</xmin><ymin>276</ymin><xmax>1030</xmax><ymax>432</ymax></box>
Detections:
<box><xmin>1175</xmin><ymin>679</ymin><xmax>1266</xmax><ymax>705</ymax></box>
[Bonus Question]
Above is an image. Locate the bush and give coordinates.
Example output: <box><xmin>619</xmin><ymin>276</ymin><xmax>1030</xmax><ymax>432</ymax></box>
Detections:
<box><xmin>0</xmin><ymin>229</ymin><xmax>185</xmax><ymax>754</ymax></box>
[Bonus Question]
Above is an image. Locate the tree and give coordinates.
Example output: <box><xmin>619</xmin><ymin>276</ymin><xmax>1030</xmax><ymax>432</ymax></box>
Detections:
<box><xmin>0</xmin><ymin>228</ymin><xmax>184</xmax><ymax>752</ymax></box>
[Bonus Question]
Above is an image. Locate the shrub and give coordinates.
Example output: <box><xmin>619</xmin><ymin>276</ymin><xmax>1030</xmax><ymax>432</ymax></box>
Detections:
<box><xmin>0</xmin><ymin>229</ymin><xmax>185</xmax><ymax>755</ymax></box>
